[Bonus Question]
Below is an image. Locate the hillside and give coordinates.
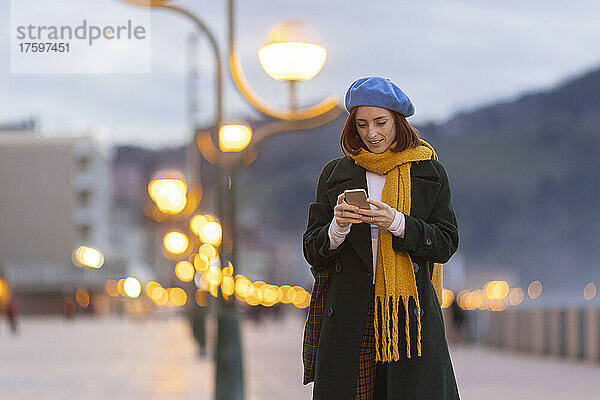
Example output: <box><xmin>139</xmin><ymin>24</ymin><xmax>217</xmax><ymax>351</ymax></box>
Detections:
<box><xmin>237</xmin><ymin>65</ymin><xmax>600</xmax><ymax>291</ymax></box>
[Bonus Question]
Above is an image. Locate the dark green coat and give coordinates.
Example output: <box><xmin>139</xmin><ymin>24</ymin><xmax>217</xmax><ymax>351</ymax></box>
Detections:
<box><xmin>302</xmin><ymin>155</ymin><xmax>460</xmax><ymax>399</ymax></box>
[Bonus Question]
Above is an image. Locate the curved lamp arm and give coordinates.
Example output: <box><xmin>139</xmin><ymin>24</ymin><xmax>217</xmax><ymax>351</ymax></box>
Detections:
<box><xmin>218</xmin><ymin>104</ymin><xmax>345</xmax><ymax>169</ymax></box>
<box><xmin>227</xmin><ymin>0</ymin><xmax>339</xmax><ymax>121</ymax></box>
<box><xmin>121</xmin><ymin>0</ymin><xmax>223</xmax><ymax>131</ymax></box>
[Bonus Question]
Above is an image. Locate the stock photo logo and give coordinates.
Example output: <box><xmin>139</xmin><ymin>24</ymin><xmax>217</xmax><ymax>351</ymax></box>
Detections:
<box><xmin>10</xmin><ymin>0</ymin><xmax>152</xmax><ymax>74</ymax></box>
<box><xmin>15</xmin><ymin>19</ymin><xmax>147</xmax><ymax>48</ymax></box>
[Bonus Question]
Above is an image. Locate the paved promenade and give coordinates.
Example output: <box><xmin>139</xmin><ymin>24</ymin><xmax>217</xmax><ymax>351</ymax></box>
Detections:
<box><xmin>0</xmin><ymin>311</ymin><xmax>599</xmax><ymax>399</ymax></box>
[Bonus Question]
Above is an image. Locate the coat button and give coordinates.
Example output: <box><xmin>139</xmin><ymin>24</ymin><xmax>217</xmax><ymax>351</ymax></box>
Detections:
<box><xmin>425</xmin><ymin>237</ymin><xmax>432</xmax><ymax>246</ymax></box>
<box><xmin>414</xmin><ymin>307</ymin><xmax>424</xmax><ymax>317</ymax></box>
<box><xmin>335</xmin><ymin>262</ymin><xmax>343</xmax><ymax>273</ymax></box>
<box><xmin>327</xmin><ymin>305</ymin><xmax>334</xmax><ymax>318</ymax></box>
<box><xmin>412</xmin><ymin>262</ymin><xmax>419</xmax><ymax>273</ymax></box>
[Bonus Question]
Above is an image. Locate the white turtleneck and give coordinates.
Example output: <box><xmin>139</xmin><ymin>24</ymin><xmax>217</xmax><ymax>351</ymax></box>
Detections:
<box><xmin>328</xmin><ymin>170</ymin><xmax>405</xmax><ymax>284</ymax></box>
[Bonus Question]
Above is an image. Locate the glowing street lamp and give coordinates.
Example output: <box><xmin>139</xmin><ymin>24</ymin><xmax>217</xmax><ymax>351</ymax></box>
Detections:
<box><xmin>219</xmin><ymin>124</ymin><xmax>252</xmax><ymax>152</ymax></box>
<box><xmin>259</xmin><ymin>20</ymin><xmax>327</xmax><ymax>81</ymax></box>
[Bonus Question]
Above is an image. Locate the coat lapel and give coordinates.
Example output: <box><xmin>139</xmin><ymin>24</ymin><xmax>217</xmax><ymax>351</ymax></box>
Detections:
<box><xmin>325</xmin><ymin>157</ymin><xmax>373</xmax><ymax>272</ymax></box>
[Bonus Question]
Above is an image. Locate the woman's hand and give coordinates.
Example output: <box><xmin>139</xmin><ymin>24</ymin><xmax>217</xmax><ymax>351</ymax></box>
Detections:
<box><xmin>356</xmin><ymin>198</ymin><xmax>396</xmax><ymax>229</ymax></box>
<box><xmin>333</xmin><ymin>193</ymin><xmax>364</xmax><ymax>228</ymax></box>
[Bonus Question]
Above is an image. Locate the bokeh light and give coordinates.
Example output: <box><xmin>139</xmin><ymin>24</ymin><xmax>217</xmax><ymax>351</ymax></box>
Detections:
<box><xmin>508</xmin><ymin>287</ymin><xmax>525</xmax><ymax>306</ymax></box>
<box><xmin>168</xmin><ymin>287</ymin><xmax>187</xmax><ymax>306</ymax></box>
<box><xmin>484</xmin><ymin>281</ymin><xmax>509</xmax><ymax>300</ymax></box>
<box><xmin>278</xmin><ymin>285</ymin><xmax>294</xmax><ymax>304</ymax></box>
<box><xmin>117</xmin><ymin>279</ymin><xmax>127</xmax><ymax>297</ymax></box>
<box><xmin>175</xmin><ymin>261</ymin><xmax>195</xmax><ymax>282</ymax></box>
<box><xmin>583</xmin><ymin>282</ymin><xmax>597</xmax><ymax>301</ymax></box>
<box><xmin>441</xmin><ymin>288</ymin><xmax>454</xmax><ymax>309</ymax></box>
<box><xmin>105</xmin><ymin>279</ymin><xmax>119</xmax><ymax>297</ymax></box>
<box><xmin>527</xmin><ymin>280</ymin><xmax>543</xmax><ymax>299</ymax></box>
<box><xmin>123</xmin><ymin>277</ymin><xmax>142</xmax><ymax>298</ymax></box>
<box><xmin>205</xmin><ymin>266</ymin><xmax>223</xmax><ymax>286</ymax></box>
<box><xmin>221</xmin><ymin>276</ymin><xmax>235</xmax><ymax>297</ymax></box>
<box><xmin>145</xmin><ymin>281</ymin><xmax>162</xmax><ymax>298</ymax></box>
<box><xmin>151</xmin><ymin>286</ymin><xmax>169</xmax><ymax>305</ymax></box>
<box><xmin>72</xmin><ymin>246</ymin><xmax>104</xmax><ymax>269</ymax></box>
<box><xmin>198</xmin><ymin>244</ymin><xmax>217</xmax><ymax>261</ymax></box>
<box><xmin>163</xmin><ymin>231</ymin><xmax>189</xmax><ymax>255</ymax></box>
<box><xmin>190</xmin><ymin>214</ymin><xmax>209</xmax><ymax>237</ymax></box>
<box><xmin>75</xmin><ymin>289</ymin><xmax>90</xmax><ymax>308</ymax></box>
<box><xmin>194</xmin><ymin>253</ymin><xmax>210</xmax><ymax>272</ymax></box>
<box><xmin>0</xmin><ymin>278</ymin><xmax>11</xmax><ymax>306</ymax></box>
<box><xmin>218</xmin><ymin>124</ymin><xmax>252</xmax><ymax>152</ymax></box>
<box><xmin>148</xmin><ymin>178</ymin><xmax>187</xmax><ymax>214</ymax></box>
<box><xmin>292</xmin><ymin>288</ymin><xmax>310</xmax><ymax>309</ymax></box>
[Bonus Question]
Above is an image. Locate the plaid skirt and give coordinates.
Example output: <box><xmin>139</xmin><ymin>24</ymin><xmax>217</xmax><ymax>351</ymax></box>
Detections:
<box><xmin>355</xmin><ymin>283</ymin><xmax>377</xmax><ymax>399</ymax></box>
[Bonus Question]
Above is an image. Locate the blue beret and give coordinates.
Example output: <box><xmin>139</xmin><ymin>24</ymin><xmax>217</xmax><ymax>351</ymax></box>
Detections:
<box><xmin>344</xmin><ymin>76</ymin><xmax>415</xmax><ymax>117</ymax></box>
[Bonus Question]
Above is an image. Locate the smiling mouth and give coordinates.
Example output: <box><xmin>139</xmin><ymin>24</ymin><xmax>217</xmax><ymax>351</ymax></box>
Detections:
<box><xmin>368</xmin><ymin>139</ymin><xmax>383</xmax><ymax>145</ymax></box>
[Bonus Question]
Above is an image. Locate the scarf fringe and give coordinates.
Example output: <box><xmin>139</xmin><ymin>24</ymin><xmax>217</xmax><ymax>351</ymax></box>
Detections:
<box><xmin>374</xmin><ymin>294</ymin><xmax>422</xmax><ymax>362</ymax></box>
<box><xmin>353</xmin><ymin>139</ymin><xmax>436</xmax><ymax>363</ymax></box>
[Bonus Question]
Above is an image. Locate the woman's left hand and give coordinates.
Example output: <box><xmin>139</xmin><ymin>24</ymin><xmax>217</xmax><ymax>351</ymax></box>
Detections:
<box><xmin>355</xmin><ymin>198</ymin><xmax>396</xmax><ymax>229</ymax></box>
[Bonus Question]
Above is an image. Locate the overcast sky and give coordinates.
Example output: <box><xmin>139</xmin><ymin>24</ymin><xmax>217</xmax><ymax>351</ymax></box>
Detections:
<box><xmin>2</xmin><ymin>0</ymin><xmax>599</xmax><ymax>150</ymax></box>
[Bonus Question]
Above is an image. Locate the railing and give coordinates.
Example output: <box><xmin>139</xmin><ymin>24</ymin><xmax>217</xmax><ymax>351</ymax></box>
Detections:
<box><xmin>2</xmin><ymin>260</ymin><xmax>126</xmax><ymax>291</ymax></box>
<box><xmin>483</xmin><ymin>308</ymin><xmax>600</xmax><ymax>363</ymax></box>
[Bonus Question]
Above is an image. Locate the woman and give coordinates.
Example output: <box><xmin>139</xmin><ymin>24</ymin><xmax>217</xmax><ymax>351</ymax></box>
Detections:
<box><xmin>302</xmin><ymin>77</ymin><xmax>460</xmax><ymax>399</ymax></box>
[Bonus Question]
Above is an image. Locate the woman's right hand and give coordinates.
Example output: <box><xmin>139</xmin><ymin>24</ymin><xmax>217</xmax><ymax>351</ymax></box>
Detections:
<box><xmin>334</xmin><ymin>193</ymin><xmax>364</xmax><ymax>228</ymax></box>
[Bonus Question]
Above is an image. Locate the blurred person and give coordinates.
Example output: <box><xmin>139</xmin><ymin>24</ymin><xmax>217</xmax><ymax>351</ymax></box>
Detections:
<box><xmin>6</xmin><ymin>297</ymin><xmax>20</xmax><ymax>335</ymax></box>
<box><xmin>63</xmin><ymin>296</ymin><xmax>77</xmax><ymax>319</ymax></box>
<box><xmin>189</xmin><ymin>306</ymin><xmax>208</xmax><ymax>357</ymax></box>
<box><xmin>0</xmin><ymin>302</ymin><xmax>5</xmax><ymax>335</ymax></box>
<box><xmin>302</xmin><ymin>77</ymin><xmax>460</xmax><ymax>399</ymax></box>
<box><xmin>88</xmin><ymin>295</ymin><xmax>98</xmax><ymax>316</ymax></box>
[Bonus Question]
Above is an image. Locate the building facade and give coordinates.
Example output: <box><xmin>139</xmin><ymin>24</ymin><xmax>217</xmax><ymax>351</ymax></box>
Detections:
<box><xmin>0</xmin><ymin>133</ymin><xmax>124</xmax><ymax>313</ymax></box>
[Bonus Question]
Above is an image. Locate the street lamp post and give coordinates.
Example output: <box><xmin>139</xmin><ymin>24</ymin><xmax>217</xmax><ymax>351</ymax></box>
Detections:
<box><xmin>122</xmin><ymin>2</ymin><xmax>342</xmax><ymax>400</ymax></box>
<box><xmin>258</xmin><ymin>20</ymin><xmax>328</xmax><ymax>113</ymax></box>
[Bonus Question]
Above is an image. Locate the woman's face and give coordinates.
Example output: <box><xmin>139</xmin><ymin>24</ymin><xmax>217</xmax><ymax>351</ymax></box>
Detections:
<box><xmin>354</xmin><ymin>106</ymin><xmax>396</xmax><ymax>153</ymax></box>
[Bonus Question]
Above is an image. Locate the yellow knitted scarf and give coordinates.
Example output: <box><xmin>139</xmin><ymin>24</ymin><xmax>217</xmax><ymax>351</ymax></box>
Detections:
<box><xmin>349</xmin><ymin>138</ymin><xmax>443</xmax><ymax>361</ymax></box>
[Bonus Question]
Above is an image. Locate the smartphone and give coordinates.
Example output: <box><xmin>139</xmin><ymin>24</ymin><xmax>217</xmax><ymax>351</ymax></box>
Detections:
<box><xmin>344</xmin><ymin>189</ymin><xmax>370</xmax><ymax>209</ymax></box>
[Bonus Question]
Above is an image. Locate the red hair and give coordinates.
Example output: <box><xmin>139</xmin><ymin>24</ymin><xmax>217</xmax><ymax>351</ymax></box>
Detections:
<box><xmin>340</xmin><ymin>108</ymin><xmax>422</xmax><ymax>155</ymax></box>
